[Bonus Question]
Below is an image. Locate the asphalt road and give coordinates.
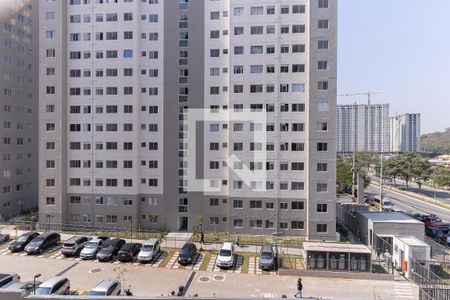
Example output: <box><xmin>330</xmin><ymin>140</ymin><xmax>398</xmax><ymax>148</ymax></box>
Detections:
<box><xmin>366</xmin><ymin>185</ymin><xmax>450</xmax><ymax>222</ymax></box>
<box><xmin>366</xmin><ymin>185</ymin><xmax>450</xmax><ymax>260</ymax></box>
<box><xmin>370</xmin><ymin>175</ymin><xmax>450</xmax><ymax>202</ymax></box>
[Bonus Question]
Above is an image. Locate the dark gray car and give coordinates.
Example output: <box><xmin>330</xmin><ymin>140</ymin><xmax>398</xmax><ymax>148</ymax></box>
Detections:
<box><xmin>259</xmin><ymin>245</ymin><xmax>276</xmax><ymax>271</ymax></box>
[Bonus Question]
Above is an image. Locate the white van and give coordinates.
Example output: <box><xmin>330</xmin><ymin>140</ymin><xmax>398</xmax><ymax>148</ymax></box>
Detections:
<box><xmin>216</xmin><ymin>242</ymin><xmax>235</xmax><ymax>268</ymax></box>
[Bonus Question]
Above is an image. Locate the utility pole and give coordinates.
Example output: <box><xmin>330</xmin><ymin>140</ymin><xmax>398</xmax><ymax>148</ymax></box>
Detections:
<box><xmin>352</xmin><ymin>102</ymin><xmax>357</xmax><ymax>199</ymax></box>
<box><xmin>379</xmin><ymin>154</ymin><xmax>384</xmax><ymax>212</ymax></box>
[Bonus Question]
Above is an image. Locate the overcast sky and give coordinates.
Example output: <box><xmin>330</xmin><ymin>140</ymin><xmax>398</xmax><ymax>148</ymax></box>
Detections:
<box><xmin>338</xmin><ymin>0</ymin><xmax>450</xmax><ymax>133</ymax></box>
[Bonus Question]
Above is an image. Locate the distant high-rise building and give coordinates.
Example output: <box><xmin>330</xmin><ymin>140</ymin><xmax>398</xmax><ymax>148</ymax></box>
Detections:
<box><xmin>337</xmin><ymin>104</ymin><xmax>390</xmax><ymax>153</ymax></box>
<box><xmin>0</xmin><ymin>0</ymin><xmax>38</xmax><ymax>219</ymax></box>
<box><xmin>390</xmin><ymin>113</ymin><xmax>421</xmax><ymax>153</ymax></box>
<box><xmin>39</xmin><ymin>0</ymin><xmax>337</xmax><ymax>240</ymax></box>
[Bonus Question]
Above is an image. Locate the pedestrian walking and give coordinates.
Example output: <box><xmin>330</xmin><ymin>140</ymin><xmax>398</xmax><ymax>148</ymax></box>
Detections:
<box><xmin>383</xmin><ymin>249</ymin><xmax>391</xmax><ymax>265</ymax></box>
<box><xmin>200</xmin><ymin>231</ymin><xmax>205</xmax><ymax>245</ymax></box>
<box><xmin>236</xmin><ymin>232</ymin><xmax>240</xmax><ymax>247</ymax></box>
<box><xmin>294</xmin><ymin>278</ymin><xmax>303</xmax><ymax>298</ymax></box>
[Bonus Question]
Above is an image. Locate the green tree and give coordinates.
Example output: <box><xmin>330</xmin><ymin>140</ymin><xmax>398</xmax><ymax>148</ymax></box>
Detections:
<box><xmin>383</xmin><ymin>155</ymin><xmax>402</xmax><ymax>187</ymax></box>
<box><xmin>355</xmin><ymin>151</ymin><xmax>380</xmax><ymax>172</ymax></box>
<box><xmin>429</xmin><ymin>167</ymin><xmax>450</xmax><ymax>197</ymax></box>
<box><xmin>412</xmin><ymin>156</ymin><xmax>432</xmax><ymax>194</ymax></box>
<box><xmin>336</xmin><ymin>161</ymin><xmax>353</xmax><ymax>193</ymax></box>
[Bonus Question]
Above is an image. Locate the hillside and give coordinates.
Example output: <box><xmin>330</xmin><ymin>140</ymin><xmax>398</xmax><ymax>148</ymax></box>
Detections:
<box><xmin>421</xmin><ymin>128</ymin><xmax>450</xmax><ymax>154</ymax></box>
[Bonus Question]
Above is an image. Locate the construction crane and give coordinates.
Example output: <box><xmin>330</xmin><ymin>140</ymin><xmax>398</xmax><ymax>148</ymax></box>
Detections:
<box><xmin>337</xmin><ymin>91</ymin><xmax>382</xmax><ymax>105</ymax></box>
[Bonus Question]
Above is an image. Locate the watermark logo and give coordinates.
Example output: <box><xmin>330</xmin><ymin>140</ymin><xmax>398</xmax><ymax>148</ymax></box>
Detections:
<box><xmin>183</xmin><ymin>108</ymin><xmax>268</xmax><ymax>193</ymax></box>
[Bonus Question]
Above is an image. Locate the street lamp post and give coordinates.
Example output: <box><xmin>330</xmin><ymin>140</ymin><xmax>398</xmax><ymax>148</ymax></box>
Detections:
<box><xmin>129</xmin><ymin>219</ymin><xmax>133</xmax><ymax>243</ymax></box>
<box><xmin>33</xmin><ymin>273</ymin><xmax>41</xmax><ymax>294</ymax></box>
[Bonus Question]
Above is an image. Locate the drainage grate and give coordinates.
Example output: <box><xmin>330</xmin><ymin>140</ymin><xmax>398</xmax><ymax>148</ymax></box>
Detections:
<box><xmin>213</xmin><ymin>275</ymin><xmax>225</xmax><ymax>281</ymax></box>
<box><xmin>89</xmin><ymin>268</ymin><xmax>103</xmax><ymax>274</ymax></box>
<box><xmin>199</xmin><ymin>276</ymin><xmax>210</xmax><ymax>282</ymax></box>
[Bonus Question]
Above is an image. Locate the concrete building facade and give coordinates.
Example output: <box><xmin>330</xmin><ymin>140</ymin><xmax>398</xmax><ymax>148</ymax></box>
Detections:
<box><xmin>389</xmin><ymin>113</ymin><xmax>421</xmax><ymax>153</ymax></box>
<box><xmin>0</xmin><ymin>0</ymin><xmax>38</xmax><ymax>219</ymax></box>
<box><xmin>336</xmin><ymin>103</ymin><xmax>390</xmax><ymax>153</ymax></box>
<box><xmin>39</xmin><ymin>0</ymin><xmax>337</xmax><ymax>240</ymax></box>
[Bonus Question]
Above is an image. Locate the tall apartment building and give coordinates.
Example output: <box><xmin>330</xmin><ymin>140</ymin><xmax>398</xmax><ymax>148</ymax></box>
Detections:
<box><xmin>390</xmin><ymin>113</ymin><xmax>421</xmax><ymax>153</ymax></box>
<box><xmin>0</xmin><ymin>1</ymin><xmax>38</xmax><ymax>220</ymax></box>
<box><xmin>337</xmin><ymin>104</ymin><xmax>390</xmax><ymax>153</ymax></box>
<box><xmin>39</xmin><ymin>0</ymin><xmax>337</xmax><ymax>240</ymax></box>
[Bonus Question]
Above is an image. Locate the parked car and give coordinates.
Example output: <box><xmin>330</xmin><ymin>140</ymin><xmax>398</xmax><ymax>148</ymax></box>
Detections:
<box><xmin>0</xmin><ymin>273</ymin><xmax>20</xmax><ymax>288</ymax></box>
<box><xmin>0</xmin><ymin>234</ymin><xmax>10</xmax><ymax>244</ymax></box>
<box><xmin>117</xmin><ymin>243</ymin><xmax>142</xmax><ymax>262</ymax></box>
<box><xmin>425</xmin><ymin>226</ymin><xmax>439</xmax><ymax>238</ymax></box>
<box><xmin>34</xmin><ymin>277</ymin><xmax>70</xmax><ymax>295</ymax></box>
<box><xmin>88</xmin><ymin>279</ymin><xmax>121</xmax><ymax>296</ymax></box>
<box><xmin>259</xmin><ymin>245</ymin><xmax>276</xmax><ymax>271</ymax></box>
<box><xmin>61</xmin><ymin>236</ymin><xmax>90</xmax><ymax>257</ymax></box>
<box><xmin>137</xmin><ymin>238</ymin><xmax>160</xmax><ymax>263</ymax></box>
<box><xmin>80</xmin><ymin>238</ymin><xmax>108</xmax><ymax>260</ymax></box>
<box><xmin>24</xmin><ymin>232</ymin><xmax>60</xmax><ymax>255</ymax></box>
<box><xmin>178</xmin><ymin>243</ymin><xmax>197</xmax><ymax>265</ymax></box>
<box><xmin>3</xmin><ymin>281</ymin><xmax>42</xmax><ymax>296</ymax></box>
<box><xmin>216</xmin><ymin>242</ymin><xmax>235</xmax><ymax>268</ymax></box>
<box><xmin>8</xmin><ymin>232</ymin><xmax>39</xmax><ymax>252</ymax></box>
<box><xmin>97</xmin><ymin>239</ymin><xmax>126</xmax><ymax>262</ymax></box>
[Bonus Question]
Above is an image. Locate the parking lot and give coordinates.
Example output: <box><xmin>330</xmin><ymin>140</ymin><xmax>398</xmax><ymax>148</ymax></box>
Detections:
<box><xmin>0</xmin><ymin>238</ymin><xmax>418</xmax><ymax>299</ymax></box>
<box><xmin>0</xmin><ymin>242</ymin><xmax>281</xmax><ymax>276</ymax></box>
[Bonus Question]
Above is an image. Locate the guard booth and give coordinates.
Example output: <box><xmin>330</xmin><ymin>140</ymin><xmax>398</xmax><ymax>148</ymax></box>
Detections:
<box><xmin>303</xmin><ymin>242</ymin><xmax>372</xmax><ymax>272</ymax></box>
<box><xmin>392</xmin><ymin>236</ymin><xmax>431</xmax><ymax>278</ymax></box>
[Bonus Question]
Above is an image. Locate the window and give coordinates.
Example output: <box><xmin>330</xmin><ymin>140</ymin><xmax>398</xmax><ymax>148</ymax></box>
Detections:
<box><xmin>209</xmin><ymin>198</ymin><xmax>219</xmax><ymax>206</ymax></box>
<box><xmin>292</xmin><ymin>201</ymin><xmax>304</xmax><ymax>210</ymax></box>
<box><xmin>318</xmin><ymin>61</ymin><xmax>328</xmax><ymax>70</ymax></box>
<box><xmin>318</xmin><ymin>81</ymin><xmax>328</xmax><ymax>90</ymax></box>
<box><xmin>292</xmin><ymin>25</ymin><xmax>305</xmax><ymax>33</ymax></box>
<box><xmin>210</xmin><ymin>11</ymin><xmax>219</xmax><ymax>20</ymax></box>
<box><xmin>233</xmin><ymin>7</ymin><xmax>244</xmax><ymax>16</ymax></box>
<box><xmin>293</xmin><ymin>5</ymin><xmax>306</xmax><ymax>13</ymax></box>
<box><xmin>234</xmin><ymin>26</ymin><xmax>243</xmax><ymax>35</ymax></box>
<box><xmin>291</xmin><ymin>221</ymin><xmax>304</xmax><ymax>230</ymax></box>
<box><xmin>317</xmin><ymin>142</ymin><xmax>328</xmax><ymax>152</ymax></box>
<box><xmin>233</xmin><ymin>199</ymin><xmax>243</xmax><ymax>209</ymax></box>
<box><xmin>317</xmin><ymin>163</ymin><xmax>328</xmax><ymax>172</ymax></box>
<box><xmin>317</xmin><ymin>183</ymin><xmax>328</xmax><ymax>192</ymax></box>
<box><xmin>123</xmin><ymin>50</ymin><xmax>133</xmax><ymax>58</ymax></box>
<box><xmin>249</xmin><ymin>200</ymin><xmax>262</xmax><ymax>209</ymax></box>
<box><xmin>318</xmin><ymin>40</ymin><xmax>329</xmax><ymax>49</ymax></box>
<box><xmin>318</xmin><ymin>20</ymin><xmax>329</xmax><ymax>29</ymax></box>
<box><xmin>317</xmin><ymin>204</ymin><xmax>328</xmax><ymax>212</ymax></box>
<box><xmin>250</xmin><ymin>6</ymin><xmax>263</xmax><ymax>15</ymax></box>
<box><xmin>319</xmin><ymin>0</ymin><xmax>329</xmax><ymax>8</ymax></box>
<box><xmin>317</xmin><ymin>224</ymin><xmax>328</xmax><ymax>233</ymax></box>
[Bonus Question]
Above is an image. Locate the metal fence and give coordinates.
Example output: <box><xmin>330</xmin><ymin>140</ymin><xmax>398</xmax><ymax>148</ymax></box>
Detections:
<box><xmin>410</xmin><ymin>259</ymin><xmax>450</xmax><ymax>300</ymax></box>
<box><xmin>0</xmin><ymin>220</ymin><xmax>164</xmax><ymax>240</ymax></box>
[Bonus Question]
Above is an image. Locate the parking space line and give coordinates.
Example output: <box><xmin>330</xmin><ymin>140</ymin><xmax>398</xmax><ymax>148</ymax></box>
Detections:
<box><xmin>255</xmin><ymin>257</ymin><xmax>262</xmax><ymax>274</ymax></box>
<box><xmin>206</xmin><ymin>255</ymin><xmax>217</xmax><ymax>272</ymax></box>
<box><xmin>151</xmin><ymin>251</ymin><xmax>166</xmax><ymax>268</ymax></box>
<box><xmin>234</xmin><ymin>256</ymin><xmax>243</xmax><ymax>274</ymax></box>
<box><xmin>248</xmin><ymin>257</ymin><xmax>255</xmax><ymax>274</ymax></box>
<box><xmin>165</xmin><ymin>252</ymin><xmax>179</xmax><ymax>269</ymax></box>
<box><xmin>192</xmin><ymin>253</ymin><xmax>203</xmax><ymax>271</ymax></box>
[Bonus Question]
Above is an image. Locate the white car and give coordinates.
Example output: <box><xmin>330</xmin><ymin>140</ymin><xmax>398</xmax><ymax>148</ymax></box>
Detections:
<box><xmin>137</xmin><ymin>238</ymin><xmax>160</xmax><ymax>263</ymax></box>
<box><xmin>0</xmin><ymin>234</ymin><xmax>10</xmax><ymax>243</ymax></box>
<box><xmin>216</xmin><ymin>242</ymin><xmax>235</xmax><ymax>268</ymax></box>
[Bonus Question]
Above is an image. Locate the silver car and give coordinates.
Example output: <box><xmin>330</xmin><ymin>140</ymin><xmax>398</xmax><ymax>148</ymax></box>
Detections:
<box><xmin>137</xmin><ymin>238</ymin><xmax>160</xmax><ymax>263</ymax></box>
<box><xmin>79</xmin><ymin>238</ymin><xmax>105</xmax><ymax>260</ymax></box>
<box><xmin>88</xmin><ymin>279</ymin><xmax>121</xmax><ymax>296</ymax></box>
<box><xmin>259</xmin><ymin>245</ymin><xmax>276</xmax><ymax>271</ymax></box>
<box><xmin>34</xmin><ymin>276</ymin><xmax>70</xmax><ymax>295</ymax></box>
